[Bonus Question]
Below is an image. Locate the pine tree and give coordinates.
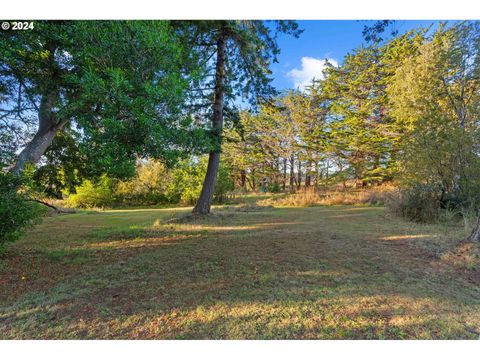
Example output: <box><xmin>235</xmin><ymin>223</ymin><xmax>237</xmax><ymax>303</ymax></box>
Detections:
<box><xmin>189</xmin><ymin>21</ymin><xmax>302</xmax><ymax>214</ymax></box>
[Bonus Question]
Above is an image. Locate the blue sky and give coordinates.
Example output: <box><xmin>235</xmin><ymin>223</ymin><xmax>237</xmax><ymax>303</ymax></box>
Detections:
<box><xmin>270</xmin><ymin>20</ymin><xmax>438</xmax><ymax>91</ymax></box>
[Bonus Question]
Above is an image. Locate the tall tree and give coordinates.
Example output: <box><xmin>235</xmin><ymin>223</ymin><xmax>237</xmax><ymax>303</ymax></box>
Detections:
<box><xmin>190</xmin><ymin>21</ymin><xmax>302</xmax><ymax>214</ymax></box>
<box><xmin>385</xmin><ymin>21</ymin><xmax>480</xmax><ymax>229</ymax></box>
<box><xmin>0</xmin><ymin>21</ymin><xmax>201</xmax><ymax>181</ymax></box>
<box><xmin>322</xmin><ymin>46</ymin><xmax>394</xmax><ymax>186</ymax></box>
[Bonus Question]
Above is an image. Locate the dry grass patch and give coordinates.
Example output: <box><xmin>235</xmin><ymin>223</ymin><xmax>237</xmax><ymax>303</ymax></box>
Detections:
<box><xmin>259</xmin><ymin>186</ymin><xmax>395</xmax><ymax>207</ymax></box>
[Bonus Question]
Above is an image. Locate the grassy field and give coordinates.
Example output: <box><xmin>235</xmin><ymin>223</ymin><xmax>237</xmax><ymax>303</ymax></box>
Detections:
<box><xmin>1</xmin><ymin>200</ymin><xmax>480</xmax><ymax>339</ymax></box>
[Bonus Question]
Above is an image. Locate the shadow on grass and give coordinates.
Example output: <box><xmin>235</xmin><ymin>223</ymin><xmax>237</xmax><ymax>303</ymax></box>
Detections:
<box><xmin>1</xmin><ymin>205</ymin><xmax>479</xmax><ymax>339</ymax></box>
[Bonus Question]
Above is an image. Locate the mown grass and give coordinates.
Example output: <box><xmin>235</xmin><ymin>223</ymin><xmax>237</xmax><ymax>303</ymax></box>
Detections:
<box><xmin>1</xmin><ymin>201</ymin><xmax>479</xmax><ymax>339</ymax></box>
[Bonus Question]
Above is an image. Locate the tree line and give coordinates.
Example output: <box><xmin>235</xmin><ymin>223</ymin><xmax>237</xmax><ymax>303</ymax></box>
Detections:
<box><xmin>220</xmin><ymin>21</ymin><xmax>480</xmax><ymax>241</ymax></box>
<box><xmin>223</xmin><ymin>23</ymin><xmax>479</xmax><ymax>194</ymax></box>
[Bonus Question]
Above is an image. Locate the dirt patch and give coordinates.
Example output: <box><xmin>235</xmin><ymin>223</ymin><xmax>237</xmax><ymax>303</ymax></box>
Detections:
<box><xmin>234</xmin><ymin>204</ymin><xmax>274</xmax><ymax>212</ymax></box>
<box><xmin>165</xmin><ymin>212</ymin><xmax>235</xmax><ymax>224</ymax></box>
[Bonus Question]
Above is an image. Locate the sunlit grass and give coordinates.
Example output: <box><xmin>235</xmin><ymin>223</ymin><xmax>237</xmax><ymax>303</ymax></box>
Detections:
<box><xmin>1</xmin><ymin>202</ymin><xmax>479</xmax><ymax>339</ymax></box>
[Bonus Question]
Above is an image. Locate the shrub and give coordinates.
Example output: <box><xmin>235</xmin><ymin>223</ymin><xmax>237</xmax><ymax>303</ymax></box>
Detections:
<box><xmin>62</xmin><ymin>157</ymin><xmax>233</xmax><ymax>208</ymax></box>
<box><xmin>214</xmin><ymin>162</ymin><xmax>235</xmax><ymax>203</ymax></box>
<box><xmin>387</xmin><ymin>184</ymin><xmax>442</xmax><ymax>223</ymax></box>
<box><xmin>165</xmin><ymin>159</ymin><xmax>204</xmax><ymax>205</ymax></box>
<box><xmin>267</xmin><ymin>182</ymin><xmax>281</xmax><ymax>193</ymax></box>
<box><xmin>65</xmin><ymin>175</ymin><xmax>116</xmax><ymax>208</ymax></box>
<box><xmin>0</xmin><ymin>173</ymin><xmax>44</xmax><ymax>256</ymax></box>
<box><xmin>166</xmin><ymin>157</ymin><xmax>234</xmax><ymax>205</ymax></box>
<box><xmin>115</xmin><ymin>159</ymin><xmax>170</xmax><ymax>205</ymax></box>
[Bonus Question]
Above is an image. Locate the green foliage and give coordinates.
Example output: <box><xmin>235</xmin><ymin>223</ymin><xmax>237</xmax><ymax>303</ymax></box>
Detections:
<box><xmin>71</xmin><ymin>21</ymin><xmax>201</xmax><ymax>177</ymax></box>
<box><xmin>399</xmin><ymin>117</ymin><xmax>480</xmax><ymax>208</ymax></box>
<box><xmin>188</xmin><ymin>20</ymin><xmax>302</xmax><ymax>107</ymax></box>
<box><xmin>0</xmin><ymin>173</ymin><xmax>44</xmax><ymax>255</ymax></box>
<box><xmin>65</xmin><ymin>175</ymin><xmax>116</xmax><ymax>209</ymax></box>
<box><xmin>115</xmin><ymin>160</ymin><xmax>170</xmax><ymax>205</ymax></box>
<box><xmin>62</xmin><ymin>157</ymin><xmax>235</xmax><ymax>208</ymax></box>
<box><xmin>387</xmin><ymin>22</ymin><xmax>480</xmax><ymax>220</ymax></box>
<box><xmin>267</xmin><ymin>182</ymin><xmax>282</xmax><ymax>193</ymax></box>
<box><xmin>1</xmin><ymin>20</ymin><xmax>208</xmax><ymax>179</ymax></box>
<box><xmin>166</xmin><ymin>157</ymin><xmax>233</xmax><ymax>205</ymax></box>
<box><xmin>165</xmin><ymin>159</ymin><xmax>205</xmax><ymax>205</ymax></box>
<box><xmin>214</xmin><ymin>161</ymin><xmax>235</xmax><ymax>201</ymax></box>
<box><xmin>322</xmin><ymin>45</ymin><xmax>396</xmax><ymax>184</ymax></box>
<box><xmin>31</xmin><ymin>130</ymin><xmax>86</xmax><ymax>198</ymax></box>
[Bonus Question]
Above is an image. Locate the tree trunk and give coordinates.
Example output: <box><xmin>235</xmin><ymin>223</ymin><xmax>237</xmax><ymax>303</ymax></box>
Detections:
<box><xmin>289</xmin><ymin>155</ymin><xmax>295</xmax><ymax>192</ymax></box>
<box><xmin>468</xmin><ymin>216</ymin><xmax>480</xmax><ymax>243</ymax></box>
<box><xmin>193</xmin><ymin>31</ymin><xmax>226</xmax><ymax>214</ymax></box>
<box><xmin>282</xmin><ymin>158</ymin><xmax>287</xmax><ymax>191</ymax></box>
<box><xmin>296</xmin><ymin>156</ymin><xmax>302</xmax><ymax>191</ymax></box>
<box><xmin>246</xmin><ymin>175</ymin><xmax>254</xmax><ymax>192</ymax></box>
<box><xmin>12</xmin><ymin>40</ymin><xmax>60</xmax><ymax>177</ymax></box>
<box><xmin>275</xmin><ymin>157</ymin><xmax>280</xmax><ymax>187</ymax></box>
<box><xmin>251</xmin><ymin>170</ymin><xmax>256</xmax><ymax>191</ymax></box>
<box><xmin>240</xmin><ymin>169</ymin><xmax>247</xmax><ymax>192</ymax></box>
<box><xmin>12</xmin><ymin>91</ymin><xmax>60</xmax><ymax>176</ymax></box>
<box><xmin>305</xmin><ymin>159</ymin><xmax>311</xmax><ymax>189</ymax></box>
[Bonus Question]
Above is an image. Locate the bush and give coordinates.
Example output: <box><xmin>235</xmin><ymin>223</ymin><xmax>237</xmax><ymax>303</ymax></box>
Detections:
<box><xmin>165</xmin><ymin>159</ymin><xmax>205</xmax><ymax>205</ymax></box>
<box><xmin>0</xmin><ymin>173</ymin><xmax>44</xmax><ymax>256</ymax></box>
<box><xmin>63</xmin><ymin>157</ymin><xmax>235</xmax><ymax>208</ymax></box>
<box><xmin>165</xmin><ymin>157</ymin><xmax>234</xmax><ymax>205</ymax></box>
<box><xmin>214</xmin><ymin>162</ymin><xmax>235</xmax><ymax>203</ymax></box>
<box><xmin>115</xmin><ymin>160</ymin><xmax>170</xmax><ymax>205</ymax></box>
<box><xmin>387</xmin><ymin>184</ymin><xmax>442</xmax><ymax>223</ymax></box>
<box><xmin>267</xmin><ymin>182</ymin><xmax>281</xmax><ymax>193</ymax></box>
<box><xmin>65</xmin><ymin>175</ymin><xmax>116</xmax><ymax>208</ymax></box>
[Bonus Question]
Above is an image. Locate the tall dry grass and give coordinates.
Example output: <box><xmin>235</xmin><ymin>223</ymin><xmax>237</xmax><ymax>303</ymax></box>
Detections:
<box><xmin>259</xmin><ymin>185</ymin><xmax>396</xmax><ymax>207</ymax></box>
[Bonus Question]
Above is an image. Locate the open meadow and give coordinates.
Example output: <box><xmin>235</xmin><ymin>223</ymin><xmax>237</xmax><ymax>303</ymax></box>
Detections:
<box><xmin>1</xmin><ymin>198</ymin><xmax>479</xmax><ymax>339</ymax></box>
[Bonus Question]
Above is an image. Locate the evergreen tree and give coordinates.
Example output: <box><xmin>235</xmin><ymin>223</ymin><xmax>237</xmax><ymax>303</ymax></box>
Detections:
<box><xmin>189</xmin><ymin>20</ymin><xmax>302</xmax><ymax>214</ymax></box>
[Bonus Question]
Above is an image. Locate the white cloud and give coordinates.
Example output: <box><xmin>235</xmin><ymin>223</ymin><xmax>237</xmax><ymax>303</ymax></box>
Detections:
<box><xmin>287</xmin><ymin>57</ymin><xmax>338</xmax><ymax>90</ymax></box>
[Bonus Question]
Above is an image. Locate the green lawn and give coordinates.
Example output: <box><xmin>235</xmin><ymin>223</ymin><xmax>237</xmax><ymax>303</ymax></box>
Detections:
<box><xmin>1</xmin><ymin>203</ymin><xmax>479</xmax><ymax>339</ymax></box>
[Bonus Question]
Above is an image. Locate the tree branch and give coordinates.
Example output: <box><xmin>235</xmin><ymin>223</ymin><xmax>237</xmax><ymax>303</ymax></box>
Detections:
<box><xmin>27</xmin><ymin>198</ymin><xmax>71</xmax><ymax>213</ymax></box>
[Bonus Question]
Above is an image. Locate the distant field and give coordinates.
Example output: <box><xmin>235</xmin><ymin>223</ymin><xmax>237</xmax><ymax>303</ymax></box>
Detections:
<box><xmin>1</xmin><ymin>202</ymin><xmax>479</xmax><ymax>339</ymax></box>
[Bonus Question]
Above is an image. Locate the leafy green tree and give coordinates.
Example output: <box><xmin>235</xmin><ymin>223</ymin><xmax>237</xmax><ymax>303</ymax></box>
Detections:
<box><xmin>166</xmin><ymin>160</ymin><xmax>202</xmax><ymax>204</ymax></box>
<box><xmin>0</xmin><ymin>20</ymin><xmax>204</xmax><ymax>251</ymax></box>
<box><xmin>115</xmin><ymin>159</ymin><xmax>171</xmax><ymax>205</ymax></box>
<box><xmin>223</xmin><ymin>106</ymin><xmax>289</xmax><ymax>192</ymax></box>
<box><xmin>387</xmin><ymin>22</ymin><xmax>480</xmax><ymax>224</ymax></box>
<box><xmin>65</xmin><ymin>175</ymin><xmax>117</xmax><ymax>208</ymax></box>
<box><xmin>283</xmin><ymin>88</ymin><xmax>328</xmax><ymax>189</ymax></box>
<box><xmin>0</xmin><ymin>21</ymin><xmax>200</xmax><ymax>178</ymax></box>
